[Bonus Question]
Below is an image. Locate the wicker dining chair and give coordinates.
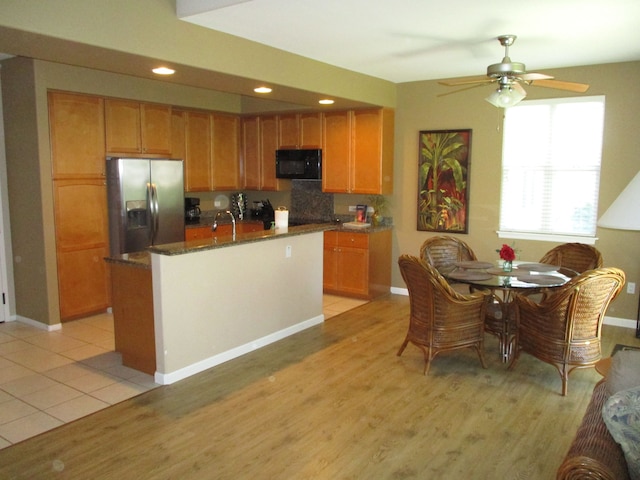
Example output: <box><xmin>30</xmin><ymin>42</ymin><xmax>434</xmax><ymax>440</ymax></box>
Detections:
<box><xmin>509</xmin><ymin>267</ymin><xmax>625</xmax><ymax>396</ymax></box>
<box><xmin>539</xmin><ymin>243</ymin><xmax>603</xmax><ymax>274</ymax></box>
<box><xmin>419</xmin><ymin>235</ymin><xmax>478</xmax><ymax>274</ymax></box>
<box><xmin>397</xmin><ymin>254</ymin><xmax>490</xmax><ymax>375</ymax></box>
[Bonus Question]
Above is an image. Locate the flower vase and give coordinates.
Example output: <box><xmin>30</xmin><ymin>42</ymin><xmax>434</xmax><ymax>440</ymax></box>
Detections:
<box><xmin>502</xmin><ymin>260</ymin><xmax>513</xmax><ymax>272</ymax></box>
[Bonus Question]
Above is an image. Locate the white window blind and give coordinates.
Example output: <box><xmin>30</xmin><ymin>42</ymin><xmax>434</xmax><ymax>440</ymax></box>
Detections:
<box><xmin>499</xmin><ymin>96</ymin><xmax>605</xmax><ymax>239</ymax></box>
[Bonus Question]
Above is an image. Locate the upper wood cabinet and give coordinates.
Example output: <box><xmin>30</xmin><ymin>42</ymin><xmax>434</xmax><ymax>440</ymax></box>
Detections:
<box><xmin>105</xmin><ymin>99</ymin><xmax>172</xmax><ymax>155</ymax></box>
<box><xmin>170</xmin><ymin>109</ymin><xmax>186</xmax><ymax>161</ymax></box>
<box><xmin>322</xmin><ymin>108</ymin><xmax>394</xmax><ymax>195</ymax></box>
<box><xmin>184</xmin><ymin>111</ymin><xmax>212</xmax><ymax>192</ymax></box>
<box><xmin>48</xmin><ymin>91</ymin><xmax>106</xmax><ymax>178</ymax></box>
<box><xmin>278</xmin><ymin>112</ymin><xmax>322</xmax><ymax>149</ymax></box>
<box><xmin>241</xmin><ymin>116</ymin><xmax>261</xmax><ymax>190</ymax></box>
<box><xmin>352</xmin><ymin>108</ymin><xmax>394</xmax><ymax>195</ymax></box>
<box><xmin>322</xmin><ymin>110</ymin><xmax>352</xmax><ymax>192</ymax></box>
<box><xmin>211</xmin><ymin>113</ymin><xmax>240</xmax><ymax>190</ymax></box>
<box><xmin>241</xmin><ymin>115</ymin><xmax>289</xmax><ymax>191</ymax></box>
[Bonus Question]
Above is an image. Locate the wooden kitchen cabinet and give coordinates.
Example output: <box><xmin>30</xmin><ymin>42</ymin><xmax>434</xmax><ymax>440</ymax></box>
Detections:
<box><xmin>110</xmin><ymin>262</ymin><xmax>155</xmax><ymax>375</ymax></box>
<box><xmin>278</xmin><ymin>112</ymin><xmax>322</xmax><ymax>148</ymax></box>
<box><xmin>185</xmin><ymin>225</ymin><xmax>211</xmax><ymax>241</ymax></box>
<box><xmin>323</xmin><ymin>229</ymin><xmax>391</xmax><ymax>299</ymax></box>
<box><xmin>105</xmin><ymin>99</ymin><xmax>172</xmax><ymax>155</ymax></box>
<box><xmin>170</xmin><ymin>109</ymin><xmax>186</xmax><ymax>161</ymax></box>
<box><xmin>53</xmin><ymin>179</ymin><xmax>111</xmax><ymax>319</ymax></box>
<box><xmin>241</xmin><ymin>115</ymin><xmax>290</xmax><ymax>191</ymax></box>
<box><xmin>242</xmin><ymin>116</ymin><xmax>261</xmax><ymax>189</ymax></box>
<box><xmin>322</xmin><ymin>108</ymin><xmax>394</xmax><ymax>195</ymax></box>
<box><xmin>48</xmin><ymin>91</ymin><xmax>106</xmax><ymax>178</ymax></box>
<box><xmin>351</xmin><ymin>108</ymin><xmax>394</xmax><ymax>194</ymax></box>
<box><xmin>184</xmin><ymin>111</ymin><xmax>212</xmax><ymax>191</ymax></box>
<box><xmin>185</xmin><ymin>222</ymin><xmax>265</xmax><ymax>241</ymax></box>
<box><xmin>322</xmin><ymin>110</ymin><xmax>352</xmax><ymax>192</ymax></box>
<box><xmin>211</xmin><ymin>113</ymin><xmax>241</xmax><ymax>190</ymax></box>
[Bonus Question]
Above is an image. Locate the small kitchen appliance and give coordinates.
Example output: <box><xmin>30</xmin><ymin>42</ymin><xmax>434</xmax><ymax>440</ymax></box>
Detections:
<box><xmin>185</xmin><ymin>197</ymin><xmax>201</xmax><ymax>224</ymax></box>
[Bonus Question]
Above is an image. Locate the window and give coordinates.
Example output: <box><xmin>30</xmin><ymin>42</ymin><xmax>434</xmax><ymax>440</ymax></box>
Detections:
<box><xmin>498</xmin><ymin>96</ymin><xmax>605</xmax><ymax>243</ymax></box>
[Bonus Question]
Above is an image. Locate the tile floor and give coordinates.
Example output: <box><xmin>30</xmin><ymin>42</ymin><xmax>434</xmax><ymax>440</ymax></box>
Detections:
<box><xmin>0</xmin><ymin>294</ymin><xmax>366</xmax><ymax>449</ymax></box>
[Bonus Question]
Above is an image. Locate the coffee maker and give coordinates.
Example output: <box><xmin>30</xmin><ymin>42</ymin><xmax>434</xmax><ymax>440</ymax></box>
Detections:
<box><xmin>184</xmin><ymin>197</ymin><xmax>201</xmax><ymax>224</ymax></box>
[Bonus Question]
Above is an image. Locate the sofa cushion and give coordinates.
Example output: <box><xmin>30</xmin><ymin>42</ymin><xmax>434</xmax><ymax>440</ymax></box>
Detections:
<box><xmin>607</xmin><ymin>350</ymin><xmax>640</xmax><ymax>396</ymax></box>
<box><xmin>602</xmin><ymin>385</ymin><xmax>640</xmax><ymax>480</ymax></box>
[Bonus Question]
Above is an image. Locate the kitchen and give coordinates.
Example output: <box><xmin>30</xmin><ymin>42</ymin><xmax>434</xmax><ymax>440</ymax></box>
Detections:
<box><xmin>28</xmin><ymin>79</ymin><xmax>394</xmax><ymax>382</ymax></box>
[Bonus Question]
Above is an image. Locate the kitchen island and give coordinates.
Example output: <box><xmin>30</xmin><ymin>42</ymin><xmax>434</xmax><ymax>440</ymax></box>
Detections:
<box><xmin>107</xmin><ymin>224</ymin><xmax>335</xmax><ymax>384</ymax></box>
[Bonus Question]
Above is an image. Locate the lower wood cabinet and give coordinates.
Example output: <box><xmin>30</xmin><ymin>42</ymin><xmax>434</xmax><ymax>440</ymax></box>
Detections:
<box><xmin>185</xmin><ymin>222</ymin><xmax>264</xmax><ymax>241</ymax></box>
<box><xmin>53</xmin><ymin>179</ymin><xmax>111</xmax><ymax>320</ymax></box>
<box><xmin>323</xmin><ymin>229</ymin><xmax>391</xmax><ymax>299</ymax></box>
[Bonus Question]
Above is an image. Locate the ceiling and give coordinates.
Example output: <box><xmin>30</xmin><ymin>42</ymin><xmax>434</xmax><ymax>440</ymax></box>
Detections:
<box><xmin>178</xmin><ymin>0</ymin><xmax>640</xmax><ymax>83</ymax></box>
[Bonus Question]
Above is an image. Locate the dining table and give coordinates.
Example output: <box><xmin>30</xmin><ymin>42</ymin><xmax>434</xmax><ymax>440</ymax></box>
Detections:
<box><xmin>442</xmin><ymin>260</ymin><xmax>577</xmax><ymax>362</ymax></box>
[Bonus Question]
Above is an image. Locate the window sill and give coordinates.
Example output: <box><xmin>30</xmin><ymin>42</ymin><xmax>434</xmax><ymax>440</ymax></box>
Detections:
<box><xmin>497</xmin><ymin>231</ymin><xmax>598</xmax><ymax>245</ymax></box>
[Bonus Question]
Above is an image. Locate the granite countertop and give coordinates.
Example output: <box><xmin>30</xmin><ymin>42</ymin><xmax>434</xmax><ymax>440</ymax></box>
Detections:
<box><xmin>105</xmin><ymin>222</ymin><xmax>393</xmax><ymax>267</ymax></box>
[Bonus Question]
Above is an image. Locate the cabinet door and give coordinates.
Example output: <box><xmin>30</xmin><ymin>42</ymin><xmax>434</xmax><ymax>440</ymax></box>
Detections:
<box><xmin>322</xmin><ymin>110</ymin><xmax>351</xmax><ymax>192</ymax></box>
<box><xmin>140</xmin><ymin>103</ymin><xmax>172</xmax><ymax>155</ymax></box>
<box><xmin>278</xmin><ymin>114</ymin><xmax>299</xmax><ymax>148</ymax></box>
<box><xmin>53</xmin><ymin>179</ymin><xmax>110</xmax><ymax>319</ymax></box>
<box><xmin>337</xmin><ymin>247</ymin><xmax>369</xmax><ymax>296</ymax></box>
<box><xmin>185</xmin><ymin>226</ymin><xmax>211</xmax><ymax>241</ymax></box>
<box><xmin>170</xmin><ymin>110</ymin><xmax>186</xmax><ymax>161</ymax></box>
<box><xmin>49</xmin><ymin>92</ymin><xmax>105</xmax><ymax>178</ymax></box>
<box><xmin>260</xmin><ymin>115</ymin><xmax>287</xmax><ymax>191</ymax></box>
<box><xmin>242</xmin><ymin>116</ymin><xmax>261</xmax><ymax>189</ymax></box>
<box><xmin>105</xmin><ymin>99</ymin><xmax>142</xmax><ymax>154</ymax></box>
<box><xmin>211</xmin><ymin>113</ymin><xmax>240</xmax><ymax>190</ymax></box>
<box><xmin>184</xmin><ymin>111</ymin><xmax>212</xmax><ymax>192</ymax></box>
<box><xmin>299</xmin><ymin>112</ymin><xmax>322</xmax><ymax>148</ymax></box>
<box><xmin>351</xmin><ymin>109</ymin><xmax>383</xmax><ymax>194</ymax></box>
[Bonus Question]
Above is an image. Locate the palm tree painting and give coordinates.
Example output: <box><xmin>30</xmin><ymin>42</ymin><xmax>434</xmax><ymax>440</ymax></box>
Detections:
<box><xmin>418</xmin><ymin>129</ymin><xmax>471</xmax><ymax>233</ymax></box>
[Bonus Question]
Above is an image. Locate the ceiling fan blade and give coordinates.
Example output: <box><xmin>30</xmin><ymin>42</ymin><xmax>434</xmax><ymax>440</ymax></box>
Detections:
<box><xmin>438</xmin><ymin>75</ymin><xmax>491</xmax><ymax>87</ymax></box>
<box><xmin>529</xmin><ymin>78</ymin><xmax>590</xmax><ymax>93</ymax></box>
<box><xmin>518</xmin><ymin>72</ymin><xmax>554</xmax><ymax>81</ymax></box>
<box><xmin>437</xmin><ymin>83</ymin><xmax>491</xmax><ymax>97</ymax></box>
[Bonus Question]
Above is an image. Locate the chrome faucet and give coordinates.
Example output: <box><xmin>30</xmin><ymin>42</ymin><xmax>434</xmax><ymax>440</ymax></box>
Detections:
<box><xmin>212</xmin><ymin>210</ymin><xmax>236</xmax><ymax>240</ymax></box>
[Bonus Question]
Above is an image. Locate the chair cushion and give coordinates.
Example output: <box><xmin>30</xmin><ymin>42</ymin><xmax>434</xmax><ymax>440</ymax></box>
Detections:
<box><xmin>607</xmin><ymin>350</ymin><xmax>640</xmax><ymax>396</ymax></box>
<box><xmin>602</xmin><ymin>385</ymin><xmax>640</xmax><ymax>480</ymax></box>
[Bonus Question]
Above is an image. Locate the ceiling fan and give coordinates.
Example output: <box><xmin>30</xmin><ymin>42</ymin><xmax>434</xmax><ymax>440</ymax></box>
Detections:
<box><xmin>438</xmin><ymin>35</ymin><xmax>590</xmax><ymax>107</ymax></box>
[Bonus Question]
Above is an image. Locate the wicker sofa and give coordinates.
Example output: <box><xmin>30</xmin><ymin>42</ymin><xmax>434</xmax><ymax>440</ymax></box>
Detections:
<box><xmin>557</xmin><ymin>350</ymin><xmax>640</xmax><ymax>480</ymax></box>
<box><xmin>557</xmin><ymin>378</ymin><xmax>629</xmax><ymax>479</ymax></box>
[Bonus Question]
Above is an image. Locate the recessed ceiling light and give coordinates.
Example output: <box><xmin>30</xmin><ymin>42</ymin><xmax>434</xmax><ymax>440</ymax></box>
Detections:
<box><xmin>152</xmin><ymin>67</ymin><xmax>175</xmax><ymax>75</ymax></box>
<box><xmin>254</xmin><ymin>86</ymin><xmax>272</xmax><ymax>93</ymax></box>
<box><xmin>319</xmin><ymin>99</ymin><xmax>335</xmax><ymax>105</ymax></box>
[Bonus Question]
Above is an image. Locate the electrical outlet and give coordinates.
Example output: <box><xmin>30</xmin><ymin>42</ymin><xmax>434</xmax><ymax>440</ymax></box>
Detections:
<box><xmin>348</xmin><ymin>206</ymin><xmax>356</xmax><ymax>212</ymax></box>
<box><xmin>627</xmin><ymin>282</ymin><xmax>636</xmax><ymax>295</ymax></box>
<box><xmin>285</xmin><ymin>245</ymin><xmax>292</xmax><ymax>258</ymax></box>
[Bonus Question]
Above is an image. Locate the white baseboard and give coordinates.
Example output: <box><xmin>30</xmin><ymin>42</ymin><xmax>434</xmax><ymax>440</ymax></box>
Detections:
<box><xmin>15</xmin><ymin>315</ymin><xmax>61</xmax><ymax>331</ymax></box>
<box><xmin>154</xmin><ymin>314</ymin><xmax>325</xmax><ymax>385</ymax></box>
<box><xmin>389</xmin><ymin>287</ymin><xmax>635</xmax><ymax>330</ymax></box>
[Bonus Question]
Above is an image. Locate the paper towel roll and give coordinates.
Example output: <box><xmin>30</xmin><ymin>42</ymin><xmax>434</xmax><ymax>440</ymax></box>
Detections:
<box><xmin>275</xmin><ymin>208</ymin><xmax>289</xmax><ymax>230</ymax></box>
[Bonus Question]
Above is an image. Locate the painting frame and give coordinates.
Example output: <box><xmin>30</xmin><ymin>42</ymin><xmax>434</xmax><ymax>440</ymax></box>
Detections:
<box><xmin>417</xmin><ymin>129</ymin><xmax>472</xmax><ymax>233</ymax></box>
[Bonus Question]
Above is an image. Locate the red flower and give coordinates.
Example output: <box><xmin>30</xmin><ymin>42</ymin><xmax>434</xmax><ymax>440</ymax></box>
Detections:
<box><xmin>499</xmin><ymin>244</ymin><xmax>516</xmax><ymax>261</ymax></box>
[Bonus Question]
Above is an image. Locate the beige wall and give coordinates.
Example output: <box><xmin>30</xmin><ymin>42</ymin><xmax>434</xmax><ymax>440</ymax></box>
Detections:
<box><xmin>0</xmin><ymin>0</ymin><xmax>638</xmax><ymax>324</ymax></box>
<box><xmin>392</xmin><ymin>61</ymin><xmax>640</xmax><ymax>320</ymax></box>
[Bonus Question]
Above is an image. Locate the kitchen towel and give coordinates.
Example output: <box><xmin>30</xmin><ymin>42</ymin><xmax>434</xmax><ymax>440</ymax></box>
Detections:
<box><xmin>275</xmin><ymin>207</ymin><xmax>289</xmax><ymax>230</ymax></box>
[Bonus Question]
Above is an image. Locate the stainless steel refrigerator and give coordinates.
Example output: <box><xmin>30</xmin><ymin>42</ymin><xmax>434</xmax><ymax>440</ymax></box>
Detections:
<box><xmin>107</xmin><ymin>157</ymin><xmax>185</xmax><ymax>255</ymax></box>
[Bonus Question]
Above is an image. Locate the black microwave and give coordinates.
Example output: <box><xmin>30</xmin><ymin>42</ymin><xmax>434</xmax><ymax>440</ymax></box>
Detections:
<box><xmin>275</xmin><ymin>149</ymin><xmax>322</xmax><ymax>180</ymax></box>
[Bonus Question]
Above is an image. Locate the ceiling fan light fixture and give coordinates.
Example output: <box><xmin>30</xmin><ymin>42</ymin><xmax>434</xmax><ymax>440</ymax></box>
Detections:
<box><xmin>485</xmin><ymin>84</ymin><xmax>526</xmax><ymax>108</ymax></box>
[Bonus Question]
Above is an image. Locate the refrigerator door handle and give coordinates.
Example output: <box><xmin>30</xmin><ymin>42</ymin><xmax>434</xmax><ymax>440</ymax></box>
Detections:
<box><xmin>149</xmin><ymin>182</ymin><xmax>160</xmax><ymax>244</ymax></box>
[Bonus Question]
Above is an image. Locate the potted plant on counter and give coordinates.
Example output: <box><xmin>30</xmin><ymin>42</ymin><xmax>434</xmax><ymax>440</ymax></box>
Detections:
<box><xmin>368</xmin><ymin>195</ymin><xmax>389</xmax><ymax>226</ymax></box>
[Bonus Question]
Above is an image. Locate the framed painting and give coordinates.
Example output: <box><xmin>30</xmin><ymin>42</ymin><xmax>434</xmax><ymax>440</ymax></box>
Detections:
<box><xmin>417</xmin><ymin>129</ymin><xmax>472</xmax><ymax>233</ymax></box>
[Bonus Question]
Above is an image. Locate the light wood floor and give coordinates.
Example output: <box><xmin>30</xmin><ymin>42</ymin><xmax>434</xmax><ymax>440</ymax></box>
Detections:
<box><xmin>0</xmin><ymin>294</ymin><xmax>638</xmax><ymax>479</ymax></box>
